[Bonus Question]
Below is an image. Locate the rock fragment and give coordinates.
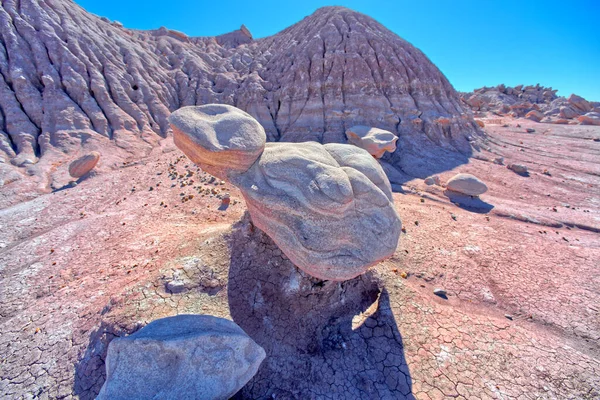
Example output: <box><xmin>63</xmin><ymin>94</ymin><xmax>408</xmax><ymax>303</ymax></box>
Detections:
<box><xmin>578</xmin><ymin>112</ymin><xmax>600</xmax><ymax>126</ymax></box>
<box><xmin>525</xmin><ymin>110</ymin><xmax>544</xmax><ymax>122</ymax></box>
<box><xmin>68</xmin><ymin>152</ymin><xmax>100</xmax><ymax>178</ymax></box>
<box><xmin>345</xmin><ymin>125</ymin><xmax>398</xmax><ymax>158</ymax></box>
<box><xmin>424</xmin><ymin>175</ymin><xmax>441</xmax><ymax>186</ymax></box>
<box><xmin>446</xmin><ymin>173</ymin><xmax>488</xmax><ymax>196</ymax></box>
<box><xmin>97</xmin><ymin>315</ymin><xmax>265</xmax><ymax>400</ymax></box>
<box><xmin>507</xmin><ymin>163</ymin><xmax>529</xmax><ymax>175</ymax></box>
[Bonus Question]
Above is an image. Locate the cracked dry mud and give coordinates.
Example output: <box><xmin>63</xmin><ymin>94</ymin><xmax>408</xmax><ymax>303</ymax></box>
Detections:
<box><xmin>1</xmin><ymin>119</ymin><xmax>599</xmax><ymax>399</ymax></box>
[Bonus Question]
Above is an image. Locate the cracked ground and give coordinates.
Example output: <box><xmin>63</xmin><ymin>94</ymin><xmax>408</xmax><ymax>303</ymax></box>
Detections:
<box><xmin>0</xmin><ymin>120</ymin><xmax>599</xmax><ymax>399</ymax></box>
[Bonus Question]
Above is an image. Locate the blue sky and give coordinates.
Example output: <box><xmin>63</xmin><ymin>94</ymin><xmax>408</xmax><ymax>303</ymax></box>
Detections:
<box><xmin>76</xmin><ymin>0</ymin><xmax>600</xmax><ymax>100</ymax></box>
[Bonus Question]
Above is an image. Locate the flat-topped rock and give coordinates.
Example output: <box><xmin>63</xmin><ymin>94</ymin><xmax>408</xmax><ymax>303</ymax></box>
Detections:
<box><xmin>97</xmin><ymin>315</ymin><xmax>265</xmax><ymax>400</ymax></box>
<box><xmin>345</xmin><ymin>126</ymin><xmax>398</xmax><ymax>158</ymax></box>
<box><xmin>68</xmin><ymin>152</ymin><xmax>100</xmax><ymax>178</ymax></box>
<box><xmin>446</xmin><ymin>173</ymin><xmax>488</xmax><ymax>196</ymax></box>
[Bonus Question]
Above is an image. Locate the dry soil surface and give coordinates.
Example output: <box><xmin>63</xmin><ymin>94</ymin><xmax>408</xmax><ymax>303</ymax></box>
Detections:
<box><xmin>0</xmin><ymin>118</ymin><xmax>599</xmax><ymax>399</ymax></box>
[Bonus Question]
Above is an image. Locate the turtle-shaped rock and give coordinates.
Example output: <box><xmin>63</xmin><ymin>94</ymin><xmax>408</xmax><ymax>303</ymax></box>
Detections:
<box><xmin>169</xmin><ymin>105</ymin><xmax>401</xmax><ymax>281</ymax></box>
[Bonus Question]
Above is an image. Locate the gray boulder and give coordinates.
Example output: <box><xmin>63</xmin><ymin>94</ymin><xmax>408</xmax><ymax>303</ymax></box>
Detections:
<box><xmin>97</xmin><ymin>315</ymin><xmax>265</xmax><ymax>400</ymax></box>
<box><xmin>446</xmin><ymin>173</ymin><xmax>488</xmax><ymax>196</ymax></box>
<box><xmin>508</xmin><ymin>163</ymin><xmax>528</xmax><ymax>174</ymax></box>
<box><xmin>169</xmin><ymin>105</ymin><xmax>402</xmax><ymax>281</ymax></box>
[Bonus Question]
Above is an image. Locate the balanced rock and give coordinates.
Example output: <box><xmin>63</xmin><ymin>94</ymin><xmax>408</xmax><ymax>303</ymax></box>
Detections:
<box><xmin>446</xmin><ymin>173</ymin><xmax>488</xmax><ymax>196</ymax></box>
<box><xmin>345</xmin><ymin>126</ymin><xmax>398</xmax><ymax>158</ymax></box>
<box><xmin>578</xmin><ymin>112</ymin><xmax>600</xmax><ymax>126</ymax></box>
<box><xmin>169</xmin><ymin>105</ymin><xmax>401</xmax><ymax>281</ymax></box>
<box><xmin>68</xmin><ymin>152</ymin><xmax>100</xmax><ymax>178</ymax></box>
<box><xmin>508</xmin><ymin>163</ymin><xmax>528</xmax><ymax>174</ymax></box>
<box><xmin>97</xmin><ymin>315</ymin><xmax>265</xmax><ymax>400</ymax></box>
<box><xmin>169</xmin><ymin>105</ymin><xmax>266</xmax><ymax>180</ymax></box>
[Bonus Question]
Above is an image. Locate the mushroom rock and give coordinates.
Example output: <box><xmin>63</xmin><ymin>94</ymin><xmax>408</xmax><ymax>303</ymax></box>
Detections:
<box><xmin>169</xmin><ymin>105</ymin><xmax>401</xmax><ymax>281</ymax></box>
<box><xmin>345</xmin><ymin>126</ymin><xmax>398</xmax><ymax>158</ymax></box>
<box><xmin>68</xmin><ymin>152</ymin><xmax>100</xmax><ymax>178</ymax></box>
<box><xmin>97</xmin><ymin>315</ymin><xmax>265</xmax><ymax>400</ymax></box>
<box><xmin>446</xmin><ymin>173</ymin><xmax>488</xmax><ymax>196</ymax></box>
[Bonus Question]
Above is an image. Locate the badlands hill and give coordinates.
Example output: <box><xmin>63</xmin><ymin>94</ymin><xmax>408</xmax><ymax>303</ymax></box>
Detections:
<box><xmin>1</xmin><ymin>1</ymin><xmax>599</xmax><ymax>400</ymax></box>
<box><xmin>0</xmin><ymin>0</ymin><xmax>482</xmax><ymax>207</ymax></box>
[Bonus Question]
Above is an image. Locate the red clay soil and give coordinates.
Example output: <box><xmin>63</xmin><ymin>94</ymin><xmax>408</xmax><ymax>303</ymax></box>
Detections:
<box><xmin>0</xmin><ymin>118</ymin><xmax>599</xmax><ymax>399</ymax></box>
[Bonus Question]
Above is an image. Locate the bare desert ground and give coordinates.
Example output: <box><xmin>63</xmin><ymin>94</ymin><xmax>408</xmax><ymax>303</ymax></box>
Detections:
<box><xmin>1</xmin><ymin>117</ymin><xmax>598</xmax><ymax>399</ymax></box>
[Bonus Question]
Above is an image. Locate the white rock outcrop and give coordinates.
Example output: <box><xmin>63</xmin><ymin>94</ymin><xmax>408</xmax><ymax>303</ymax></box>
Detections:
<box><xmin>97</xmin><ymin>315</ymin><xmax>265</xmax><ymax>400</ymax></box>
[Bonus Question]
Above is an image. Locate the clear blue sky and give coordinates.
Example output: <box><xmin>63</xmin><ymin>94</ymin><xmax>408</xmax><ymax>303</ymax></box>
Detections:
<box><xmin>75</xmin><ymin>0</ymin><xmax>600</xmax><ymax>101</ymax></box>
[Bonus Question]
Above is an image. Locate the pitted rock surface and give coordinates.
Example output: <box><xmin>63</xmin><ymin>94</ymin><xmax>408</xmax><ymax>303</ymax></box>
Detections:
<box><xmin>169</xmin><ymin>105</ymin><xmax>266</xmax><ymax>180</ymax></box>
<box><xmin>345</xmin><ymin>126</ymin><xmax>398</xmax><ymax>158</ymax></box>
<box><xmin>170</xmin><ymin>105</ymin><xmax>401</xmax><ymax>281</ymax></box>
<box><xmin>97</xmin><ymin>315</ymin><xmax>265</xmax><ymax>400</ymax></box>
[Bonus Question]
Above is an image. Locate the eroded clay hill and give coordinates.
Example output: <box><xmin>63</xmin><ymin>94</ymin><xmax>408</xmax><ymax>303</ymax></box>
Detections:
<box><xmin>0</xmin><ymin>1</ymin><xmax>482</xmax><ymax>206</ymax></box>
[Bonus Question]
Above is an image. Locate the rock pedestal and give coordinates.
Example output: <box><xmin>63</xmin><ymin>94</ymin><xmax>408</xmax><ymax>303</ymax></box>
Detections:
<box><xmin>169</xmin><ymin>105</ymin><xmax>402</xmax><ymax>281</ymax></box>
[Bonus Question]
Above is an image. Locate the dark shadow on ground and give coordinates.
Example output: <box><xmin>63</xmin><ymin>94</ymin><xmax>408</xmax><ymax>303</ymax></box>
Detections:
<box><xmin>227</xmin><ymin>215</ymin><xmax>414</xmax><ymax>399</ymax></box>
<box><xmin>73</xmin><ymin>321</ymin><xmax>137</xmax><ymax>400</ymax></box>
<box><xmin>52</xmin><ymin>172</ymin><xmax>96</xmax><ymax>192</ymax></box>
<box><xmin>444</xmin><ymin>190</ymin><xmax>495</xmax><ymax>214</ymax></box>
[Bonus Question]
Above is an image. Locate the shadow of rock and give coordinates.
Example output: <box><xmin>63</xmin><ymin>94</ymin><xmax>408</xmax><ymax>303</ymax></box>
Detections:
<box><xmin>73</xmin><ymin>321</ymin><xmax>138</xmax><ymax>400</ymax></box>
<box><xmin>227</xmin><ymin>215</ymin><xmax>414</xmax><ymax>399</ymax></box>
<box><xmin>444</xmin><ymin>190</ymin><xmax>495</xmax><ymax>214</ymax></box>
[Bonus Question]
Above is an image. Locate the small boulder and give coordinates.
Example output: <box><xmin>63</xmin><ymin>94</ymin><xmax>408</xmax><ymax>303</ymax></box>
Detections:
<box><xmin>446</xmin><ymin>173</ymin><xmax>488</xmax><ymax>196</ymax></box>
<box><xmin>424</xmin><ymin>175</ymin><xmax>441</xmax><ymax>186</ymax></box>
<box><xmin>493</xmin><ymin>157</ymin><xmax>504</xmax><ymax>165</ymax></box>
<box><xmin>578</xmin><ymin>112</ymin><xmax>600</xmax><ymax>126</ymax></box>
<box><xmin>526</xmin><ymin>128</ymin><xmax>536</xmax><ymax>133</ymax></box>
<box><xmin>559</xmin><ymin>106</ymin><xmax>579</xmax><ymax>119</ymax></box>
<box><xmin>525</xmin><ymin>110</ymin><xmax>543</xmax><ymax>122</ymax></box>
<box><xmin>68</xmin><ymin>151</ymin><xmax>100</xmax><ymax>178</ymax></box>
<box><xmin>97</xmin><ymin>315</ymin><xmax>265</xmax><ymax>400</ymax></box>
<box><xmin>475</xmin><ymin>120</ymin><xmax>485</xmax><ymax>128</ymax></box>
<box><xmin>507</xmin><ymin>163</ymin><xmax>528</xmax><ymax>174</ymax></box>
<box><xmin>345</xmin><ymin>125</ymin><xmax>398</xmax><ymax>158</ymax></box>
<box><xmin>568</xmin><ymin>94</ymin><xmax>592</xmax><ymax>113</ymax></box>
